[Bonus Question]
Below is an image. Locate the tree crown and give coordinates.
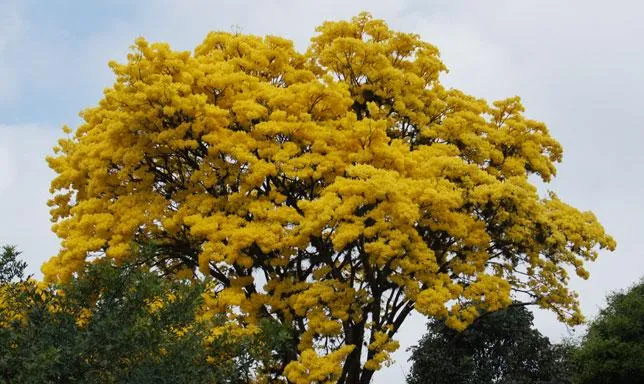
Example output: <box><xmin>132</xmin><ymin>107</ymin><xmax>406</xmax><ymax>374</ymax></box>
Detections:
<box><xmin>44</xmin><ymin>12</ymin><xmax>614</xmax><ymax>383</ymax></box>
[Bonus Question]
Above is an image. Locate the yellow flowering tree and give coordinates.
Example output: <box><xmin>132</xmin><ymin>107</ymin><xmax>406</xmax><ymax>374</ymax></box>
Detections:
<box><xmin>45</xmin><ymin>13</ymin><xmax>614</xmax><ymax>384</ymax></box>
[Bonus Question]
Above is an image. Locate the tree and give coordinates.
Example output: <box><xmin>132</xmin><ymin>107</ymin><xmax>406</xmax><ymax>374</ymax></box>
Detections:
<box><xmin>0</xmin><ymin>245</ymin><xmax>27</xmax><ymax>283</ymax></box>
<box><xmin>407</xmin><ymin>305</ymin><xmax>574</xmax><ymax>384</ymax></box>
<box><xmin>0</xmin><ymin>245</ymin><xmax>291</xmax><ymax>383</ymax></box>
<box><xmin>573</xmin><ymin>279</ymin><xmax>644</xmax><ymax>383</ymax></box>
<box><xmin>43</xmin><ymin>12</ymin><xmax>614</xmax><ymax>384</ymax></box>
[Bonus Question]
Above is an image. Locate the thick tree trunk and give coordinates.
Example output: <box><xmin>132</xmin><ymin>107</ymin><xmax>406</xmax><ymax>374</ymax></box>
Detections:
<box><xmin>360</xmin><ymin>369</ymin><xmax>375</xmax><ymax>384</ymax></box>
<box><xmin>339</xmin><ymin>322</ymin><xmax>365</xmax><ymax>384</ymax></box>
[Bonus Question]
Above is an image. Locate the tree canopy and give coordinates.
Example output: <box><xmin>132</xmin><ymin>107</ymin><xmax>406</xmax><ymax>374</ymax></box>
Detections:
<box><xmin>0</xmin><ymin>245</ymin><xmax>27</xmax><ymax>283</ymax></box>
<box><xmin>572</xmin><ymin>279</ymin><xmax>644</xmax><ymax>383</ymax></box>
<box><xmin>407</xmin><ymin>305</ymin><xmax>574</xmax><ymax>384</ymax></box>
<box><xmin>0</xmin><ymin>245</ymin><xmax>291</xmax><ymax>384</ymax></box>
<box><xmin>43</xmin><ymin>12</ymin><xmax>614</xmax><ymax>383</ymax></box>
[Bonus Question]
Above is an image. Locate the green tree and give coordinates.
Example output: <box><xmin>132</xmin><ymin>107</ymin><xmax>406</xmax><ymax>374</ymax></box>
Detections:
<box><xmin>0</xmin><ymin>245</ymin><xmax>27</xmax><ymax>283</ymax></box>
<box><xmin>573</xmin><ymin>279</ymin><xmax>644</xmax><ymax>383</ymax></box>
<box><xmin>407</xmin><ymin>305</ymin><xmax>573</xmax><ymax>384</ymax></box>
<box><xmin>0</xmin><ymin>245</ymin><xmax>291</xmax><ymax>383</ymax></box>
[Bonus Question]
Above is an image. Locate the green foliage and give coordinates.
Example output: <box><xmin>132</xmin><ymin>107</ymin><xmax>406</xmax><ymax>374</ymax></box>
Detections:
<box><xmin>573</xmin><ymin>279</ymin><xmax>644</xmax><ymax>383</ymax></box>
<box><xmin>0</xmin><ymin>245</ymin><xmax>27</xmax><ymax>283</ymax></box>
<box><xmin>407</xmin><ymin>305</ymin><xmax>573</xmax><ymax>384</ymax></box>
<box><xmin>0</xmin><ymin>246</ymin><xmax>292</xmax><ymax>383</ymax></box>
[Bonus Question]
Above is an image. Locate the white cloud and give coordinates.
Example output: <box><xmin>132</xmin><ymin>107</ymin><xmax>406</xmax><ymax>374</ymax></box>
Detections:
<box><xmin>124</xmin><ymin>0</ymin><xmax>412</xmax><ymax>52</ymax></box>
<box><xmin>0</xmin><ymin>124</ymin><xmax>59</xmax><ymax>278</ymax></box>
<box><xmin>0</xmin><ymin>138</ymin><xmax>15</xmax><ymax>192</ymax></box>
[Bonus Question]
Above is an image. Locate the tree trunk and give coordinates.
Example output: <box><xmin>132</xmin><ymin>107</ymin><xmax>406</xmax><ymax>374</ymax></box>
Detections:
<box><xmin>360</xmin><ymin>369</ymin><xmax>375</xmax><ymax>384</ymax></box>
<box><xmin>339</xmin><ymin>322</ymin><xmax>365</xmax><ymax>384</ymax></box>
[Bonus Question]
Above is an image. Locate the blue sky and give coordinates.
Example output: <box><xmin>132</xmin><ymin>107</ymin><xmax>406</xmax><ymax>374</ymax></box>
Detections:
<box><xmin>1</xmin><ymin>1</ymin><xmax>135</xmax><ymax>124</ymax></box>
<box><xmin>1</xmin><ymin>1</ymin><xmax>643</xmax><ymax>382</ymax></box>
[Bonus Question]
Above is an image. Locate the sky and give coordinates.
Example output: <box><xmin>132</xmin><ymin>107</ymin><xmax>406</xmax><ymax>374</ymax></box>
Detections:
<box><xmin>0</xmin><ymin>0</ymin><xmax>642</xmax><ymax>382</ymax></box>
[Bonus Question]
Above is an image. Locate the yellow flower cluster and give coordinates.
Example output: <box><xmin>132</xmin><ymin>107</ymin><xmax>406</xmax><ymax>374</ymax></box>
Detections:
<box><xmin>284</xmin><ymin>345</ymin><xmax>354</xmax><ymax>384</ymax></box>
<box><xmin>0</xmin><ymin>285</ymin><xmax>26</xmax><ymax>327</ymax></box>
<box><xmin>364</xmin><ymin>331</ymin><xmax>400</xmax><ymax>371</ymax></box>
<box><xmin>0</xmin><ymin>279</ymin><xmax>54</xmax><ymax>328</ymax></box>
<box><xmin>75</xmin><ymin>307</ymin><xmax>93</xmax><ymax>327</ymax></box>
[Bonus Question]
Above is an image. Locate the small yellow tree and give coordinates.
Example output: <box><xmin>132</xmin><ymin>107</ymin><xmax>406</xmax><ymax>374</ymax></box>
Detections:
<box><xmin>45</xmin><ymin>13</ymin><xmax>614</xmax><ymax>384</ymax></box>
